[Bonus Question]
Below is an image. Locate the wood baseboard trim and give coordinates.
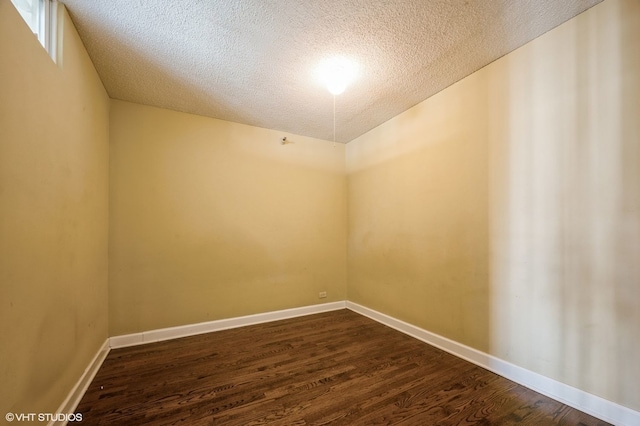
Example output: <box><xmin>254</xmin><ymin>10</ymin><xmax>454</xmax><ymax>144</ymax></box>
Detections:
<box><xmin>49</xmin><ymin>339</ymin><xmax>110</xmax><ymax>426</ymax></box>
<box><xmin>109</xmin><ymin>301</ymin><xmax>347</xmax><ymax>349</ymax></box>
<box><xmin>346</xmin><ymin>301</ymin><xmax>639</xmax><ymax>426</ymax></box>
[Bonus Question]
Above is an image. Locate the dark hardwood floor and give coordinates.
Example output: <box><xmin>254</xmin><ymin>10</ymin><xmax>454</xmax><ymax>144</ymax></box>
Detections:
<box><xmin>76</xmin><ymin>309</ymin><xmax>609</xmax><ymax>425</ymax></box>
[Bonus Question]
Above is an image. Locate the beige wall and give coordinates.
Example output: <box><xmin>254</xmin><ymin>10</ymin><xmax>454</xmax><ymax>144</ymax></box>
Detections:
<box><xmin>108</xmin><ymin>100</ymin><xmax>347</xmax><ymax>335</ymax></box>
<box><xmin>347</xmin><ymin>0</ymin><xmax>640</xmax><ymax>412</ymax></box>
<box><xmin>0</xmin><ymin>1</ymin><xmax>109</xmax><ymax>417</ymax></box>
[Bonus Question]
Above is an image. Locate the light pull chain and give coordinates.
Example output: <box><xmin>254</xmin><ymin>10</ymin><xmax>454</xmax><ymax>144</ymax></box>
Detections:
<box><xmin>333</xmin><ymin>94</ymin><xmax>336</xmax><ymax>147</ymax></box>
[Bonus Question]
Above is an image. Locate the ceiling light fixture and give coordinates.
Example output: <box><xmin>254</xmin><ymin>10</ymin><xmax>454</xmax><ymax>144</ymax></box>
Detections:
<box><xmin>318</xmin><ymin>57</ymin><xmax>357</xmax><ymax>96</ymax></box>
<box><xmin>317</xmin><ymin>57</ymin><xmax>357</xmax><ymax>145</ymax></box>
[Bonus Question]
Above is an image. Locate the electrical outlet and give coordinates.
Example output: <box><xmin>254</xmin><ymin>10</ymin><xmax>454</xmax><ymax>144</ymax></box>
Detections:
<box><xmin>319</xmin><ymin>291</ymin><xmax>327</xmax><ymax>299</ymax></box>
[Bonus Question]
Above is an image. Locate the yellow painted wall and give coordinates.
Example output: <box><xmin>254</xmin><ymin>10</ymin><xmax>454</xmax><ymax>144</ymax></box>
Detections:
<box><xmin>347</xmin><ymin>0</ymin><xmax>640</xmax><ymax>411</ymax></box>
<box><xmin>108</xmin><ymin>100</ymin><xmax>347</xmax><ymax>335</ymax></box>
<box><xmin>0</xmin><ymin>1</ymin><xmax>109</xmax><ymax>417</ymax></box>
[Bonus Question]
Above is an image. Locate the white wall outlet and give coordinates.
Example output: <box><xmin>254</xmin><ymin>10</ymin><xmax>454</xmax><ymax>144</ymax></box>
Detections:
<box><xmin>318</xmin><ymin>291</ymin><xmax>327</xmax><ymax>299</ymax></box>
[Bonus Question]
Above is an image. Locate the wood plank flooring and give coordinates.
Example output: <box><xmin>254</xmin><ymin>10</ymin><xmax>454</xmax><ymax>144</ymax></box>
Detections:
<box><xmin>76</xmin><ymin>310</ymin><xmax>609</xmax><ymax>425</ymax></box>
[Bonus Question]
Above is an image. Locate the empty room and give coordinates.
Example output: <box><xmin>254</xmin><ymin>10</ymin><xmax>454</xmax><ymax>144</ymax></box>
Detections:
<box><xmin>1</xmin><ymin>0</ymin><xmax>639</xmax><ymax>424</ymax></box>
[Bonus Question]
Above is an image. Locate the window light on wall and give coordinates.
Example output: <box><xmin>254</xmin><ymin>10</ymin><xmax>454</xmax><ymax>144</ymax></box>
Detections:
<box><xmin>11</xmin><ymin>0</ymin><xmax>57</xmax><ymax>62</ymax></box>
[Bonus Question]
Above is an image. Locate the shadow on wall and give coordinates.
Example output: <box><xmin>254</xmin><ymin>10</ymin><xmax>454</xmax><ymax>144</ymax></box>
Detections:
<box><xmin>488</xmin><ymin>0</ymin><xmax>640</xmax><ymax>411</ymax></box>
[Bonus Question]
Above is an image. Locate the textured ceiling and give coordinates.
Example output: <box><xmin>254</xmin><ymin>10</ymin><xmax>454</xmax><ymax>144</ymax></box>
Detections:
<box><xmin>60</xmin><ymin>0</ymin><xmax>602</xmax><ymax>143</ymax></box>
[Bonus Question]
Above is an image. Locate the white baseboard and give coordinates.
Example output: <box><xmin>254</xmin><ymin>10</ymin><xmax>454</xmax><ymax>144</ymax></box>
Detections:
<box><xmin>346</xmin><ymin>301</ymin><xmax>640</xmax><ymax>426</ymax></box>
<box><xmin>49</xmin><ymin>303</ymin><xmax>344</xmax><ymax>425</ymax></box>
<box><xmin>109</xmin><ymin>301</ymin><xmax>347</xmax><ymax>349</ymax></box>
<box><xmin>49</xmin><ymin>339</ymin><xmax>110</xmax><ymax>426</ymax></box>
<box><xmin>52</xmin><ymin>301</ymin><xmax>639</xmax><ymax>426</ymax></box>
